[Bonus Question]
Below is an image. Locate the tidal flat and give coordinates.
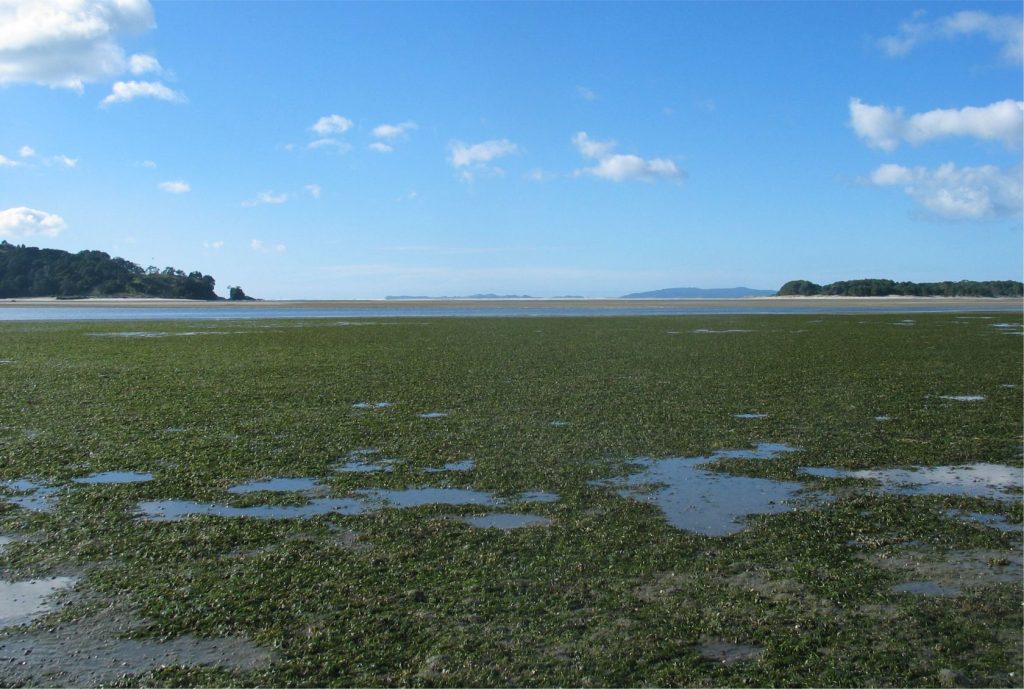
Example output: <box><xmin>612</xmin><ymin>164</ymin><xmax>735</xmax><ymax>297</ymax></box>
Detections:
<box><xmin>0</xmin><ymin>313</ymin><xmax>1021</xmax><ymax>687</ymax></box>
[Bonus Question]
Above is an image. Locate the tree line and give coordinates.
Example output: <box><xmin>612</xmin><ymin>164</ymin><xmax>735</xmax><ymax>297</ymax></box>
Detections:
<box><xmin>778</xmin><ymin>278</ymin><xmax>1023</xmax><ymax>297</ymax></box>
<box><xmin>0</xmin><ymin>241</ymin><xmax>235</xmax><ymax>300</ymax></box>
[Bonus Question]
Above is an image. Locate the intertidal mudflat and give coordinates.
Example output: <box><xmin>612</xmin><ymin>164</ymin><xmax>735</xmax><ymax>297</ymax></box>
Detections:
<box><xmin>0</xmin><ymin>313</ymin><xmax>1021</xmax><ymax>686</ymax></box>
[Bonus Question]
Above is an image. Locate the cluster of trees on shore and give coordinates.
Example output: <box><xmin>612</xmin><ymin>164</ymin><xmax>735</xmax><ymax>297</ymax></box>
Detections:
<box><xmin>0</xmin><ymin>241</ymin><xmax>234</xmax><ymax>300</ymax></box>
<box><xmin>778</xmin><ymin>279</ymin><xmax>1023</xmax><ymax>297</ymax></box>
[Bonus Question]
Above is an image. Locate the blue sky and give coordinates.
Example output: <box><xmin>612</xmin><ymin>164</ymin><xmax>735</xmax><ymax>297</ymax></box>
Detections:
<box><xmin>1</xmin><ymin>1</ymin><xmax>1021</xmax><ymax>299</ymax></box>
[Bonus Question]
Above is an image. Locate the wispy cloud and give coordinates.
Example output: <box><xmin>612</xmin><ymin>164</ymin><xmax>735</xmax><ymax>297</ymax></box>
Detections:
<box><xmin>849</xmin><ymin>98</ymin><xmax>1024</xmax><ymax>152</ymax></box>
<box><xmin>203</xmin><ymin>240</ymin><xmax>224</xmax><ymax>250</ymax></box>
<box><xmin>307</xmin><ymin>138</ymin><xmax>351</xmax><ymax>153</ymax></box>
<box><xmin>448</xmin><ymin>139</ymin><xmax>518</xmax><ymax>181</ymax></box>
<box><xmin>242</xmin><ymin>191</ymin><xmax>289</xmax><ymax>207</ymax></box>
<box><xmin>572</xmin><ymin>132</ymin><xmax>684</xmax><ymax>182</ymax></box>
<box><xmin>311</xmin><ymin>114</ymin><xmax>353</xmax><ymax>135</ymax></box>
<box><xmin>251</xmin><ymin>239</ymin><xmax>287</xmax><ymax>253</ymax></box>
<box><xmin>0</xmin><ymin>207</ymin><xmax>67</xmax><ymax>238</ymax></box>
<box><xmin>372</xmin><ymin>121</ymin><xmax>417</xmax><ymax>139</ymax></box>
<box><xmin>158</xmin><ymin>180</ymin><xmax>190</xmax><ymax>193</ymax></box>
<box><xmin>878</xmin><ymin>10</ymin><xmax>1023</xmax><ymax>62</ymax></box>
<box><xmin>866</xmin><ymin>162</ymin><xmax>1022</xmax><ymax>220</ymax></box>
<box><xmin>305</xmin><ymin>184</ymin><xmax>321</xmax><ymax>199</ymax></box>
<box><xmin>369</xmin><ymin>142</ymin><xmax>393</xmax><ymax>153</ymax></box>
<box><xmin>101</xmin><ymin>80</ymin><xmax>185</xmax><ymax>106</ymax></box>
<box><xmin>576</xmin><ymin>85</ymin><xmax>597</xmax><ymax>101</ymax></box>
<box><xmin>18</xmin><ymin>146</ymin><xmax>35</xmax><ymax>158</ymax></box>
<box><xmin>0</xmin><ymin>155</ymin><xmax>19</xmax><ymax>167</ymax></box>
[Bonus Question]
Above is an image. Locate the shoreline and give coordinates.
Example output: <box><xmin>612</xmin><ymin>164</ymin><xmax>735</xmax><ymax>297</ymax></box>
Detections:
<box><xmin>0</xmin><ymin>296</ymin><xmax>1020</xmax><ymax>310</ymax></box>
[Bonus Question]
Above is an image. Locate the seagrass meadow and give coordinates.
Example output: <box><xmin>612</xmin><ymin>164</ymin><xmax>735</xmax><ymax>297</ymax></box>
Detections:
<box><xmin>0</xmin><ymin>312</ymin><xmax>1021</xmax><ymax>687</ymax></box>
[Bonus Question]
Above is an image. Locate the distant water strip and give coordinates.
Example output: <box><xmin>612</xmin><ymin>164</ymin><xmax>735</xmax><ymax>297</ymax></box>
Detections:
<box><xmin>0</xmin><ymin>302</ymin><xmax>1019</xmax><ymax>321</ymax></box>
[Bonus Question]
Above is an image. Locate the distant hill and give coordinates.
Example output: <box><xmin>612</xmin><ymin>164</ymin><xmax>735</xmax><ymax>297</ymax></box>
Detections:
<box><xmin>778</xmin><ymin>279</ymin><xmax>1023</xmax><ymax>297</ymax></box>
<box><xmin>0</xmin><ymin>241</ymin><xmax>222</xmax><ymax>300</ymax></box>
<box><xmin>621</xmin><ymin>287</ymin><xmax>777</xmax><ymax>299</ymax></box>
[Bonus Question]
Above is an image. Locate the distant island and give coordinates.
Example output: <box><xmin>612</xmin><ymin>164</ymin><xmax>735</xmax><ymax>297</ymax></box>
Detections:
<box><xmin>621</xmin><ymin>287</ymin><xmax>777</xmax><ymax>299</ymax></box>
<box><xmin>778</xmin><ymin>279</ymin><xmax>1023</xmax><ymax>297</ymax></box>
<box><xmin>0</xmin><ymin>241</ymin><xmax>251</xmax><ymax>300</ymax></box>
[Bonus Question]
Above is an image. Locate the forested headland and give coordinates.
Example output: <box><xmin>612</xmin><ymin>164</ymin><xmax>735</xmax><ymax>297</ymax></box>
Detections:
<box><xmin>778</xmin><ymin>278</ymin><xmax>1023</xmax><ymax>297</ymax></box>
<box><xmin>0</xmin><ymin>241</ymin><xmax>225</xmax><ymax>300</ymax></box>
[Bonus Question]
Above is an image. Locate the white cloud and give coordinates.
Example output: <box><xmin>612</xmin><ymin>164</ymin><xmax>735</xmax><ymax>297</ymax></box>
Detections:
<box><xmin>0</xmin><ymin>207</ymin><xmax>67</xmax><ymax>238</ymax></box>
<box><xmin>576</xmin><ymin>85</ymin><xmax>596</xmax><ymax>101</ymax></box>
<box><xmin>372</xmin><ymin>121</ymin><xmax>417</xmax><ymax>139</ymax></box>
<box><xmin>448</xmin><ymin>139</ymin><xmax>518</xmax><ymax>181</ymax></box>
<box><xmin>101</xmin><ymin>80</ymin><xmax>185</xmax><ymax>106</ymax></box>
<box><xmin>572</xmin><ymin>131</ymin><xmax>684</xmax><ymax>182</ymax></box>
<box><xmin>368</xmin><ymin>142</ymin><xmax>393</xmax><ymax>153</ymax></box>
<box><xmin>878</xmin><ymin>10</ymin><xmax>1023</xmax><ymax>62</ymax></box>
<box><xmin>128</xmin><ymin>53</ymin><xmax>160</xmax><ymax>75</ymax></box>
<box><xmin>250</xmin><ymin>239</ymin><xmax>264</xmax><ymax>251</ymax></box>
<box><xmin>203</xmin><ymin>240</ymin><xmax>224</xmax><ymax>250</ymax></box>
<box><xmin>449</xmin><ymin>139</ymin><xmax>518</xmax><ymax>168</ymax></box>
<box><xmin>0</xmin><ymin>154</ymin><xmax>19</xmax><ymax>167</ymax></box>
<box><xmin>50</xmin><ymin>155</ymin><xmax>77</xmax><ymax>168</ymax></box>
<box><xmin>307</xmin><ymin>138</ymin><xmax>351</xmax><ymax>153</ymax></box>
<box><xmin>850</xmin><ymin>98</ymin><xmax>1024</xmax><ymax>151</ymax></box>
<box><xmin>274</xmin><ymin>243</ymin><xmax>287</xmax><ymax>253</ymax></box>
<box><xmin>137</xmin><ymin>160</ymin><xmax>156</xmax><ymax>168</ymax></box>
<box><xmin>18</xmin><ymin>146</ymin><xmax>35</xmax><ymax>157</ymax></box>
<box><xmin>311</xmin><ymin>114</ymin><xmax>353</xmax><ymax>135</ymax></box>
<box><xmin>572</xmin><ymin>132</ymin><xmax>616</xmax><ymax>159</ymax></box>
<box><xmin>866</xmin><ymin>162</ymin><xmax>1023</xmax><ymax>219</ymax></box>
<box><xmin>304</xmin><ymin>184</ymin><xmax>321</xmax><ymax>199</ymax></box>
<box><xmin>158</xmin><ymin>180</ymin><xmax>189</xmax><ymax>193</ymax></box>
<box><xmin>0</xmin><ymin>0</ymin><xmax>154</xmax><ymax>90</ymax></box>
<box><xmin>242</xmin><ymin>191</ymin><xmax>289</xmax><ymax>207</ymax></box>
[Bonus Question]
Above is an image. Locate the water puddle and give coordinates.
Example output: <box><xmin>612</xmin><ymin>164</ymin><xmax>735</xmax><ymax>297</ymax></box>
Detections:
<box><xmin>72</xmin><ymin>471</ymin><xmax>153</xmax><ymax>485</ymax></box>
<box><xmin>939</xmin><ymin>395</ymin><xmax>985</xmax><ymax>401</ymax></box>
<box><xmin>549</xmin><ymin>421</ymin><xmax>570</xmax><ymax>427</ymax></box>
<box><xmin>87</xmin><ymin>331</ymin><xmax>235</xmax><ymax>338</ymax></box>
<box><xmin>136</xmin><ymin>497</ymin><xmax>367</xmax><ymax>521</ymax></box>
<box><xmin>991</xmin><ymin>323</ymin><xmax>1022</xmax><ymax>329</ymax></box>
<box><xmin>734</xmin><ymin>413</ymin><xmax>768</xmax><ymax>419</ymax></box>
<box><xmin>0</xmin><ymin>535</ymin><xmax>11</xmax><ymax>554</ymax></box>
<box><xmin>893</xmin><ymin>319</ymin><xmax>915</xmax><ymax>326</ymax></box>
<box><xmin>800</xmin><ymin>464</ymin><xmax>1022</xmax><ymax>500</ymax></box>
<box><xmin>352</xmin><ymin>401</ymin><xmax>392</xmax><ymax>409</ymax></box>
<box><xmin>2</xmin><ymin>479</ymin><xmax>59</xmax><ymax>512</ymax></box>
<box><xmin>592</xmin><ymin>445</ymin><xmax>817</xmax><ymax>536</ymax></box>
<box><xmin>946</xmin><ymin>510</ymin><xmax>1021</xmax><ymax>533</ymax></box>
<box><xmin>424</xmin><ymin>459</ymin><xmax>475</xmax><ymax>473</ymax></box>
<box><xmin>0</xmin><ymin>359</ymin><xmax>13</xmax><ymax>364</ymax></box>
<box><xmin>462</xmin><ymin>513</ymin><xmax>552</xmax><ymax>529</ymax></box>
<box><xmin>227</xmin><ymin>477</ymin><xmax>323</xmax><ymax>494</ymax></box>
<box><xmin>419</xmin><ymin>411</ymin><xmax>449</xmax><ymax>419</ymax></box>
<box><xmin>712</xmin><ymin>443</ymin><xmax>800</xmax><ymax>460</ymax></box>
<box><xmin>0</xmin><ymin>576</ymin><xmax>78</xmax><ymax>628</ymax></box>
<box><xmin>137</xmin><ymin>488</ymin><xmax>559</xmax><ymax>522</ymax></box>
<box><xmin>874</xmin><ymin>415</ymin><xmax>893</xmax><ymax>421</ymax></box>
<box><xmin>697</xmin><ymin>639</ymin><xmax>764</xmax><ymax>665</ymax></box>
<box><xmin>693</xmin><ymin>329</ymin><xmax>752</xmax><ymax>334</ymax></box>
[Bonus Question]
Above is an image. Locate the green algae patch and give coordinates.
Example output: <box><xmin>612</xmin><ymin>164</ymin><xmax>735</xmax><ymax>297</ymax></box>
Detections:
<box><xmin>0</xmin><ymin>313</ymin><xmax>1020</xmax><ymax>687</ymax></box>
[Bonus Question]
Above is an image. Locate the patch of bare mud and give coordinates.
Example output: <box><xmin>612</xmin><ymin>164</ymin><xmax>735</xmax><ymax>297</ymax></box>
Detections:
<box><xmin>860</xmin><ymin>547</ymin><xmax>1023</xmax><ymax>596</ymax></box>
<box><xmin>0</xmin><ymin>598</ymin><xmax>273</xmax><ymax>685</ymax></box>
<box><xmin>696</xmin><ymin>637</ymin><xmax>764</xmax><ymax>665</ymax></box>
